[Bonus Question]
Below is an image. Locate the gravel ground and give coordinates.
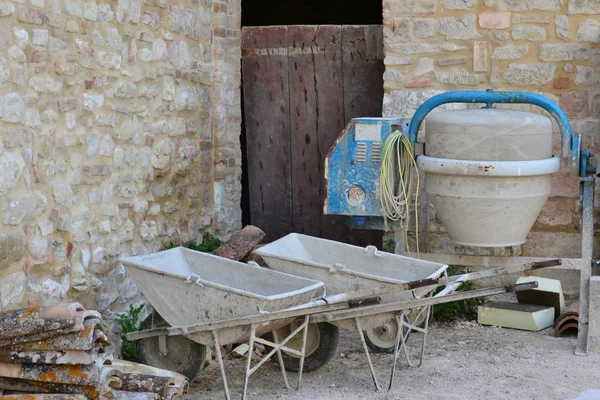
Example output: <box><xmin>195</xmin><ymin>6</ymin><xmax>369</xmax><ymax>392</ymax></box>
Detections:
<box><xmin>185</xmin><ymin>321</ymin><xmax>600</xmax><ymax>400</ymax></box>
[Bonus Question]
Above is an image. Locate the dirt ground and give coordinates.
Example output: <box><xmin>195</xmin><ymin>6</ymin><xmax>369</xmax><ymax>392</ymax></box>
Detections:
<box><xmin>185</xmin><ymin>320</ymin><xmax>600</xmax><ymax>400</ymax></box>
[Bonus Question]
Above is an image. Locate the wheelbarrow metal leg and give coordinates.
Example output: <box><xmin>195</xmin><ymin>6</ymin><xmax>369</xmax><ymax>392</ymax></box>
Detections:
<box><xmin>272</xmin><ymin>328</ymin><xmax>292</xmax><ymax>390</ymax></box>
<box><xmin>248</xmin><ymin>318</ymin><xmax>310</xmax><ymax>393</ymax></box>
<box><xmin>355</xmin><ymin>317</ymin><xmax>381</xmax><ymax>392</ymax></box>
<box><xmin>388</xmin><ymin>306</ymin><xmax>431</xmax><ymax>390</ymax></box>
<box><xmin>399</xmin><ymin>305</ymin><xmax>431</xmax><ymax>368</ymax></box>
<box><xmin>418</xmin><ymin>306</ymin><xmax>431</xmax><ymax>364</ymax></box>
<box><xmin>242</xmin><ymin>324</ymin><xmax>257</xmax><ymax>400</ymax></box>
<box><xmin>388</xmin><ymin>312</ymin><xmax>407</xmax><ymax>390</ymax></box>
<box><xmin>296</xmin><ymin>315</ymin><xmax>310</xmax><ymax>390</ymax></box>
<box><xmin>212</xmin><ymin>330</ymin><xmax>231</xmax><ymax>400</ymax></box>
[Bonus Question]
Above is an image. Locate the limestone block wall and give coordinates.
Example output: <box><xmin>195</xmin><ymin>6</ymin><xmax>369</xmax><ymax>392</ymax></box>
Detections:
<box><xmin>383</xmin><ymin>0</ymin><xmax>600</xmax><ymax>259</ymax></box>
<box><xmin>0</xmin><ymin>0</ymin><xmax>242</xmax><ymax>313</ymax></box>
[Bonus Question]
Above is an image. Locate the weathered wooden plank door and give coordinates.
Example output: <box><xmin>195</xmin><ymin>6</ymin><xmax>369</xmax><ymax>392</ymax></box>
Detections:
<box><xmin>342</xmin><ymin>25</ymin><xmax>385</xmax><ymax>247</ymax></box>
<box><xmin>288</xmin><ymin>26</ymin><xmax>349</xmax><ymax>242</ymax></box>
<box><xmin>242</xmin><ymin>25</ymin><xmax>384</xmax><ymax>244</ymax></box>
<box><xmin>342</xmin><ymin>25</ymin><xmax>385</xmax><ymax>122</ymax></box>
<box><xmin>241</xmin><ymin>27</ymin><xmax>293</xmax><ymax>241</ymax></box>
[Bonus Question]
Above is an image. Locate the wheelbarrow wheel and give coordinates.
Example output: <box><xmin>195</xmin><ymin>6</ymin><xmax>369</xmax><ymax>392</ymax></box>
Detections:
<box><xmin>136</xmin><ymin>312</ymin><xmax>206</xmax><ymax>381</ymax></box>
<box><xmin>364</xmin><ymin>314</ymin><xmax>411</xmax><ymax>354</ymax></box>
<box><xmin>264</xmin><ymin>321</ymin><xmax>339</xmax><ymax>372</ymax></box>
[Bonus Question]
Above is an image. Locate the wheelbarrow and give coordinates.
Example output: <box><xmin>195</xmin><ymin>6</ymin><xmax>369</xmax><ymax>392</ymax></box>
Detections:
<box><xmin>119</xmin><ymin>248</ymin><xmax>324</xmax><ymax>399</ymax></box>
<box><xmin>255</xmin><ymin>233</ymin><xmax>447</xmax><ymax>357</ymax></box>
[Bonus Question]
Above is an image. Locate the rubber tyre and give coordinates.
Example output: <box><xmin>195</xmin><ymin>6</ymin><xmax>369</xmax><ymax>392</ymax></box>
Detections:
<box><xmin>136</xmin><ymin>312</ymin><xmax>206</xmax><ymax>381</ymax></box>
<box><xmin>364</xmin><ymin>314</ymin><xmax>411</xmax><ymax>354</ymax></box>
<box><xmin>264</xmin><ymin>322</ymin><xmax>339</xmax><ymax>373</ymax></box>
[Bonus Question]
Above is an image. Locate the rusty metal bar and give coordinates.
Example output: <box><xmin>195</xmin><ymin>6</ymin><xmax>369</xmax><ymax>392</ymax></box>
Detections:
<box><xmin>348</xmin><ymin>296</ymin><xmax>381</xmax><ymax>308</ymax></box>
<box><xmin>407</xmin><ymin>277</ymin><xmax>440</xmax><ymax>290</ymax></box>
<box><xmin>312</xmin><ymin>282</ymin><xmax>538</xmax><ymax>324</ymax></box>
<box><xmin>321</xmin><ymin>275</ymin><xmax>440</xmax><ymax>305</ymax></box>
<box><xmin>531</xmin><ymin>259</ymin><xmax>562</xmax><ymax>269</ymax></box>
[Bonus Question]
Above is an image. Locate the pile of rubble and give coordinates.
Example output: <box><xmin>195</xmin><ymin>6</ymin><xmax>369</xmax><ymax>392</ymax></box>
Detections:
<box><xmin>0</xmin><ymin>303</ymin><xmax>187</xmax><ymax>399</ymax></box>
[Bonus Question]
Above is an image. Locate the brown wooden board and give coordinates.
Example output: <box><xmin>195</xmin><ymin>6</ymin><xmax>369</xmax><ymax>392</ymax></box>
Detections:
<box><xmin>342</xmin><ymin>25</ymin><xmax>385</xmax><ymax>121</ymax></box>
<box><xmin>241</xmin><ymin>27</ymin><xmax>293</xmax><ymax>241</ymax></box>
<box><xmin>288</xmin><ymin>26</ymin><xmax>348</xmax><ymax>241</ymax></box>
<box><xmin>342</xmin><ymin>25</ymin><xmax>385</xmax><ymax>247</ymax></box>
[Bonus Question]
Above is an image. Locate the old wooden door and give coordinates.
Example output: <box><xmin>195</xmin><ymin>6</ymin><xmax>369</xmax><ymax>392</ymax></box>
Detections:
<box><xmin>242</xmin><ymin>25</ymin><xmax>384</xmax><ymax>244</ymax></box>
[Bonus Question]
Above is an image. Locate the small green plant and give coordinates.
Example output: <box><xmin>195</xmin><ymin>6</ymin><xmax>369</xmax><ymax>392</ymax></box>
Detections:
<box><xmin>189</xmin><ymin>232</ymin><xmax>223</xmax><ymax>253</ymax></box>
<box><xmin>116</xmin><ymin>303</ymin><xmax>145</xmax><ymax>361</ymax></box>
<box><xmin>161</xmin><ymin>242</ymin><xmax>181</xmax><ymax>251</ymax></box>
<box><xmin>161</xmin><ymin>232</ymin><xmax>223</xmax><ymax>253</ymax></box>
<box><xmin>383</xmin><ymin>239</ymin><xmax>396</xmax><ymax>253</ymax></box>
<box><xmin>432</xmin><ymin>266</ymin><xmax>482</xmax><ymax>322</ymax></box>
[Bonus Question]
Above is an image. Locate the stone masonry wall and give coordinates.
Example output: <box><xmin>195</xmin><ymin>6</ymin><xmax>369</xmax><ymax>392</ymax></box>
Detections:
<box><xmin>0</xmin><ymin>0</ymin><xmax>242</xmax><ymax>314</ymax></box>
<box><xmin>383</xmin><ymin>0</ymin><xmax>600</xmax><ymax>260</ymax></box>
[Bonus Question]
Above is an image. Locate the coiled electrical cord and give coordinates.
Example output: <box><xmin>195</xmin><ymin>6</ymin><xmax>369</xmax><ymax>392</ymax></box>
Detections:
<box><xmin>379</xmin><ymin>130</ymin><xmax>420</xmax><ymax>253</ymax></box>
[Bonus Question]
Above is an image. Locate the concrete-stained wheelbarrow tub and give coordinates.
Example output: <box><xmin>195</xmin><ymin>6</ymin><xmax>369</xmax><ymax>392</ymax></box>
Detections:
<box><xmin>119</xmin><ymin>248</ymin><xmax>324</xmax><ymax>382</ymax></box>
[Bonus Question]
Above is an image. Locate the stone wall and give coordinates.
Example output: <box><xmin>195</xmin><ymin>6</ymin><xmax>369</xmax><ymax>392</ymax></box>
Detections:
<box><xmin>383</xmin><ymin>0</ymin><xmax>600</xmax><ymax>259</ymax></box>
<box><xmin>0</xmin><ymin>0</ymin><xmax>242</xmax><ymax>314</ymax></box>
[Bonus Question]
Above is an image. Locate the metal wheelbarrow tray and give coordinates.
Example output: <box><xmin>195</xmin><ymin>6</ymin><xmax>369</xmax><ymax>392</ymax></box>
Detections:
<box><xmin>255</xmin><ymin>233</ymin><xmax>447</xmax><ymax>332</ymax></box>
<box><xmin>120</xmin><ymin>247</ymin><xmax>324</xmax><ymax>345</ymax></box>
<box><xmin>255</xmin><ymin>233</ymin><xmax>447</xmax><ymax>296</ymax></box>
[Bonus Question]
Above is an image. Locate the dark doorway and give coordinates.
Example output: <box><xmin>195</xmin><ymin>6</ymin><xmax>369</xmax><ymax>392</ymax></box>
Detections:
<box><xmin>242</xmin><ymin>0</ymin><xmax>383</xmax><ymax>26</ymax></box>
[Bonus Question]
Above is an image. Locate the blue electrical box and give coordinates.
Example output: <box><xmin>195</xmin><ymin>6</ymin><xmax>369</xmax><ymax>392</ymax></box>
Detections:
<box><xmin>324</xmin><ymin>118</ymin><xmax>408</xmax><ymax>229</ymax></box>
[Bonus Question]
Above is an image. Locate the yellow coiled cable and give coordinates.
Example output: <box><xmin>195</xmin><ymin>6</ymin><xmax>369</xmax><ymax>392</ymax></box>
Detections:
<box><xmin>379</xmin><ymin>130</ymin><xmax>420</xmax><ymax>254</ymax></box>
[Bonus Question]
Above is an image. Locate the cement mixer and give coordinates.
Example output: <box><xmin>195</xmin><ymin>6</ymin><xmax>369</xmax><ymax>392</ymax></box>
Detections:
<box><xmin>324</xmin><ymin>90</ymin><xmax>597</xmax><ymax>356</ymax></box>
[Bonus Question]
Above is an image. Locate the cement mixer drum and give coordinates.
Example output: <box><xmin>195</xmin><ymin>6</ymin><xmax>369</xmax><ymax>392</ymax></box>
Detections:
<box><xmin>418</xmin><ymin>108</ymin><xmax>560</xmax><ymax>247</ymax></box>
